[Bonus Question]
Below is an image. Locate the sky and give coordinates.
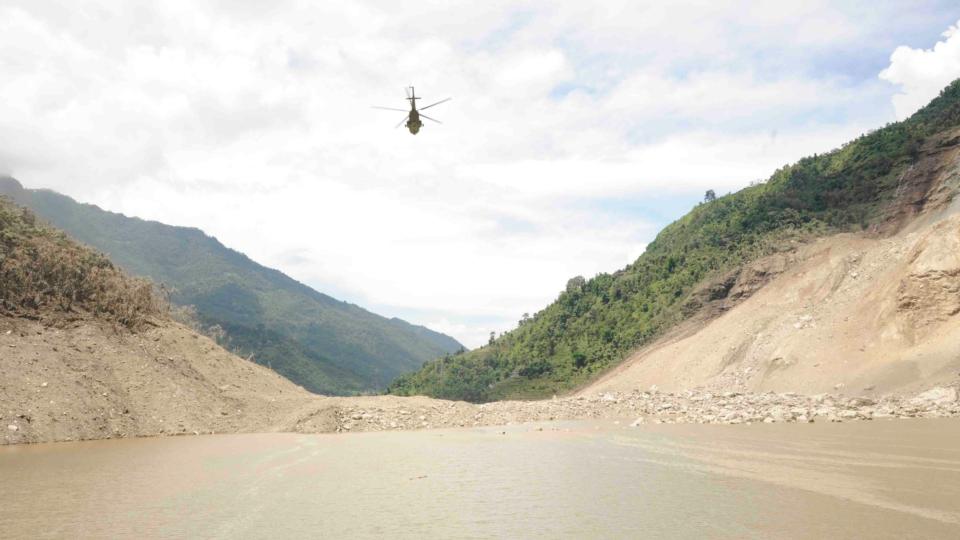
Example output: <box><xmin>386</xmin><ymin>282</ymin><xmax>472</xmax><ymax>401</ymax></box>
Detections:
<box><xmin>2</xmin><ymin>1</ymin><xmax>960</xmax><ymax>348</ymax></box>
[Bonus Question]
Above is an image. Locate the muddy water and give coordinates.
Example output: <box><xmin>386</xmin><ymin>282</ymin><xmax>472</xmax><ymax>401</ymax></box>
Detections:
<box><xmin>2</xmin><ymin>419</ymin><xmax>959</xmax><ymax>539</ymax></box>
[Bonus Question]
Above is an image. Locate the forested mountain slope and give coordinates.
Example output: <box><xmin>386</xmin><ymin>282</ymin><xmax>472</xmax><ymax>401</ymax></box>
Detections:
<box><xmin>0</xmin><ymin>180</ymin><xmax>462</xmax><ymax>395</ymax></box>
<box><xmin>390</xmin><ymin>79</ymin><xmax>960</xmax><ymax>402</ymax></box>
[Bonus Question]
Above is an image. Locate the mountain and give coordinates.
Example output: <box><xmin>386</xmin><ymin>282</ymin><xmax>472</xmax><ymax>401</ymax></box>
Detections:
<box><xmin>0</xmin><ymin>180</ymin><xmax>463</xmax><ymax>395</ymax></box>
<box><xmin>389</xmin><ymin>79</ymin><xmax>960</xmax><ymax>402</ymax></box>
<box><xmin>582</xmin><ymin>190</ymin><xmax>960</xmax><ymax>398</ymax></box>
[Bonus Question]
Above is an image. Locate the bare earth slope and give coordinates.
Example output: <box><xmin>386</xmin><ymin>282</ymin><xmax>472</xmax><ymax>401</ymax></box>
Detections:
<box><xmin>585</xmin><ymin>180</ymin><xmax>960</xmax><ymax>398</ymax></box>
<box><xmin>0</xmin><ymin>318</ymin><xmax>320</xmax><ymax>444</ymax></box>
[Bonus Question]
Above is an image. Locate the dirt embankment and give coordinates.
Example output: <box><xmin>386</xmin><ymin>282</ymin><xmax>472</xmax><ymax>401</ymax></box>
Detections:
<box><xmin>0</xmin><ymin>318</ymin><xmax>320</xmax><ymax>444</ymax></box>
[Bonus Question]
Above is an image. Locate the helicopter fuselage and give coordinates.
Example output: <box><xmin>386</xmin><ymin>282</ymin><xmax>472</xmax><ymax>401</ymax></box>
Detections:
<box><xmin>406</xmin><ymin>105</ymin><xmax>422</xmax><ymax>134</ymax></box>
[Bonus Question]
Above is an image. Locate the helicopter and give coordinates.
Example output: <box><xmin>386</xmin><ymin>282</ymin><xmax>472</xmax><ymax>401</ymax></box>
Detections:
<box><xmin>373</xmin><ymin>86</ymin><xmax>450</xmax><ymax>135</ymax></box>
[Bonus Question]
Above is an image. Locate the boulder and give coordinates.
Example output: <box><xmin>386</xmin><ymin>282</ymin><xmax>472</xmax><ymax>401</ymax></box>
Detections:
<box><xmin>910</xmin><ymin>387</ymin><xmax>958</xmax><ymax>406</ymax></box>
<box><xmin>768</xmin><ymin>405</ymin><xmax>792</xmax><ymax>422</ymax></box>
<box><xmin>847</xmin><ymin>397</ymin><xmax>875</xmax><ymax>407</ymax></box>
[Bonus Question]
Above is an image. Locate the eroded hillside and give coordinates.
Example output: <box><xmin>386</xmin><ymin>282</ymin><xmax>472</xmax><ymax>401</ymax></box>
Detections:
<box><xmin>583</xmin><ymin>124</ymin><xmax>960</xmax><ymax>396</ymax></box>
<box><xmin>0</xmin><ymin>198</ymin><xmax>301</xmax><ymax>443</ymax></box>
<box><xmin>586</xmin><ymin>204</ymin><xmax>960</xmax><ymax>397</ymax></box>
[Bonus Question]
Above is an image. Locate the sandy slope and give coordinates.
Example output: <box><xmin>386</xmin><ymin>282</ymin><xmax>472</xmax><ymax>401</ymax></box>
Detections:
<box><xmin>0</xmin><ymin>318</ymin><xmax>321</xmax><ymax>444</ymax></box>
<box><xmin>584</xmin><ymin>198</ymin><xmax>960</xmax><ymax>397</ymax></box>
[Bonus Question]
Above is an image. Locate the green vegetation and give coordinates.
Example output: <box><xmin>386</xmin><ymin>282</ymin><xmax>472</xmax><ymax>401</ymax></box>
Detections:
<box><xmin>0</xmin><ymin>181</ymin><xmax>463</xmax><ymax>395</ymax></box>
<box><xmin>389</xmin><ymin>79</ymin><xmax>960</xmax><ymax>402</ymax></box>
<box><xmin>0</xmin><ymin>198</ymin><xmax>163</xmax><ymax>328</ymax></box>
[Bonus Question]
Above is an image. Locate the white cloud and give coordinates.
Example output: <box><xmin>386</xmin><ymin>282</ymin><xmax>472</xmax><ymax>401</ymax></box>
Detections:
<box><xmin>881</xmin><ymin>19</ymin><xmax>960</xmax><ymax>119</ymax></box>
<box><xmin>1</xmin><ymin>1</ymin><xmax>956</xmax><ymax>347</ymax></box>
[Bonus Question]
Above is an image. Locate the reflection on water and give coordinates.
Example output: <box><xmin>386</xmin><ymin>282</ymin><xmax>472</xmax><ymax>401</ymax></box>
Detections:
<box><xmin>2</xmin><ymin>419</ymin><xmax>959</xmax><ymax>539</ymax></box>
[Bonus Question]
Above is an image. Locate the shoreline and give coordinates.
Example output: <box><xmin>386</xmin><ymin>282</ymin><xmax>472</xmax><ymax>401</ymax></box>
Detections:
<box><xmin>5</xmin><ymin>386</ymin><xmax>958</xmax><ymax>446</ymax></box>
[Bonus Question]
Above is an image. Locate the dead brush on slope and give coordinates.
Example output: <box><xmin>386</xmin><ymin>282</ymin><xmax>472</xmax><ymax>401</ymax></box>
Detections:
<box><xmin>0</xmin><ymin>197</ymin><xmax>166</xmax><ymax>328</ymax></box>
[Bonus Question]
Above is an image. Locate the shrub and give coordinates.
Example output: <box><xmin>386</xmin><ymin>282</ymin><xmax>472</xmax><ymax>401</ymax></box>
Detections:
<box><xmin>0</xmin><ymin>198</ymin><xmax>165</xmax><ymax>328</ymax></box>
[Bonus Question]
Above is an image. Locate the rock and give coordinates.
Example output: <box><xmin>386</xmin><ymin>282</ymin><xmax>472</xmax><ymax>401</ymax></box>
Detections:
<box><xmin>7</xmin><ymin>424</ymin><xmax>18</xmax><ymax>431</ymax></box>
<box><xmin>768</xmin><ymin>405</ymin><xmax>791</xmax><ymax>422</ymax></box>
<box><xmin>910</xmin><ymin>387</ymin><xmax>958</xmax><ymax>406</ymax></box>
<box><xmin>873</xmin><ymin>408</ymin><xmax>896</xmax><ymax>419</ymax></box>
<box><xmin>629</xmin><ymin>418</ymin><xmax>645</xmax><ymax>427</ymax></box>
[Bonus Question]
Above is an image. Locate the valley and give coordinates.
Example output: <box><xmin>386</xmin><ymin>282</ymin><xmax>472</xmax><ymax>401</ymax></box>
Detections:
<box><xmin>4</xmin><ymin>83</ymin><xmax>960</xmax><ymax>447</ymax></box>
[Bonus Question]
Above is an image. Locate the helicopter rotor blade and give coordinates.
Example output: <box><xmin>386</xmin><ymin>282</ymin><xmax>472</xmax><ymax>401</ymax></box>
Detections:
<box><xmin>419</xmin><ymin>97</ymin><xmax>451</xmax><ymax>111</ymax></box>
<box><xmin>404</xmin><ymin>86</ymin><xmax>412</xmax><ymax>99</ymax></box>
<box><xmin>419</xmin><ymin>113</ymin><xmax>442</xmax><ymax>124</ymax></box>
<box><xmin>372</xmin><ymin>106</ymin><xmax>408</xmax><ymax>112</ymax></box>
<box><xmin>395</xmin><ymin>114</ymin><xmax>409</xmax><ymax>128</ymax></box>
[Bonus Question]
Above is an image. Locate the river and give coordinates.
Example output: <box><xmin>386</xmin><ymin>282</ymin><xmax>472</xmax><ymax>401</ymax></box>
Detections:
<box><xmin>2</xmin><ymin>418</ymin><xmax>959</xmax><ymax>539</ymax></box>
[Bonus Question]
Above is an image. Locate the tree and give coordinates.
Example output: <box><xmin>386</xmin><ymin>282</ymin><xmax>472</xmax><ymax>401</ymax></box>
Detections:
<box><xmin>566</xmin><ymin>276</ymin><xmax>586</xmax><ymax>294</ymax></box>
<box><xmin>704</xmin><ymin>189</ymin><xmax>717</xmax><ymax>203</ymax></box>
<box><xmin>488</xmin><ymin>331</ymin><xmax>496</xmax><ymax>345</ymax></box>
<box><xmin>573</xmin><ymin>351</ymin><xmax>587</xmax><ymax>369</ymax></box>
